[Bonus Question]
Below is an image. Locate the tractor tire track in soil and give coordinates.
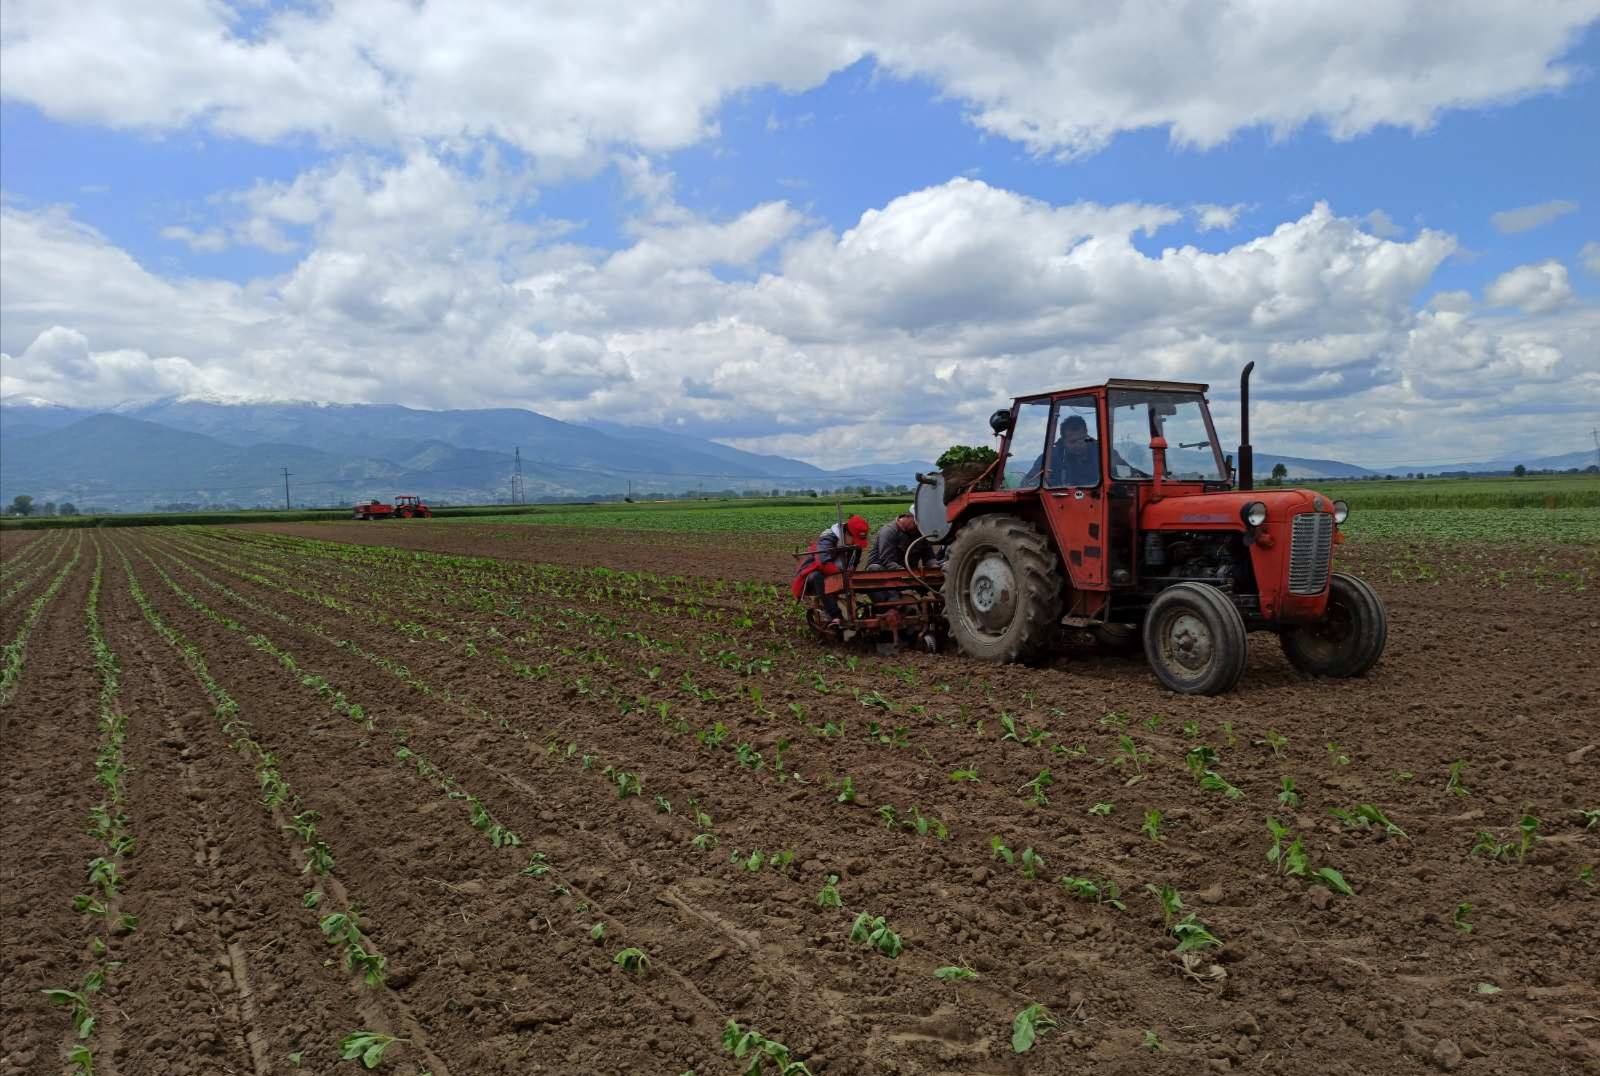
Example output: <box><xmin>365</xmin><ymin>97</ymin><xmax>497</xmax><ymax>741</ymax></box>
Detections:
<box><xmin>0</xmin><ymin>546</ymin><xmax>100</xmax><ymax>1076</ymax></box>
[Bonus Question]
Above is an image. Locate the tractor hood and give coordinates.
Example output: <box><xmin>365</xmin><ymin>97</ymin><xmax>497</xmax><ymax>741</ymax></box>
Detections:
<box><xmin>1141</xmin><ymin>487</ymin><xmax>1344</xmax><ymax>531</ymax></box>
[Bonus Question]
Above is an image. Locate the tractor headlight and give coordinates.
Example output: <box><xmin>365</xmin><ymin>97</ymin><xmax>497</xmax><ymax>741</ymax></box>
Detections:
<box><xmin>1332</xmin><ymin>500</ymin><xmax>1349</xmax><ymax>524</ymax></box>
<box><xmin>1240</xmin><ymin>501</ymin><xmax>1268</xmax><ymax>528</ymax></box>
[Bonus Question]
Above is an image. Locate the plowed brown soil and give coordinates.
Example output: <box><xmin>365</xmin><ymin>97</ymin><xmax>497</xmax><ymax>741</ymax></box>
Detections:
<box><xmin>3</xmin><ymin>522</ymin><xmax>1596</xmax><ymax>1076</ymax></box>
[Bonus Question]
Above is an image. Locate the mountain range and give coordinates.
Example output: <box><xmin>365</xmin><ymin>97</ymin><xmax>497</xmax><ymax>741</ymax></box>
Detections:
<box><xmin>0</xmin><ymin>395</ymin><xmax>1590</xmax><ymax>512</ymax></box>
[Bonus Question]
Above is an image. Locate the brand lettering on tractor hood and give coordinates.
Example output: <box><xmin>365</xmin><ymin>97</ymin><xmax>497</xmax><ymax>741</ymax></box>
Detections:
<box><xmin>1180</xmin><ymin>513</ymin><xmax>1231</xmax><ymax>523</ymax></box>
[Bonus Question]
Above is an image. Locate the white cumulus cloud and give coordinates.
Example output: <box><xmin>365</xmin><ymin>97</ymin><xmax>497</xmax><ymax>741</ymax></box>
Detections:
<box><xmin>1484</xmin><ymin>259</ymin><xmax>1574</xmax><ymax>314</ymax></box>
<box><xmin>2</xmin><ymin>1</ymin><xmax>1594</xmax><ymax>164</ymax></box>
<box><xmin>7</xmin><ymin>163</ymin><xmax>1593</xmax><ymax>467</ymax></box>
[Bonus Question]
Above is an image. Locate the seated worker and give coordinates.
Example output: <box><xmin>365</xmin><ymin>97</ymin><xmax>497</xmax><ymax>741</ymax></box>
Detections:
<box><xmin>790</xmin><ymin>514</ymin><xmax>870</xmax><ymax>626</ymax></box>
<box><xmin>866</xmin><ymin>510</ymin><xmax>927</xmax><ymax>571</ymax></box>
<box><xmin>1025</xmin><ymin>414</ymin><xmax>1137</xmax><ymax>487</ymax></box>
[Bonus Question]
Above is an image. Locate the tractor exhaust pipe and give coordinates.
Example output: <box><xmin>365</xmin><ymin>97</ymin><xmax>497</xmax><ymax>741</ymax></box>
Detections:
<box><xmin>1237</xmin><ymin>361</ymin><xmax>1255</xmax><ymax>491</ymax></box>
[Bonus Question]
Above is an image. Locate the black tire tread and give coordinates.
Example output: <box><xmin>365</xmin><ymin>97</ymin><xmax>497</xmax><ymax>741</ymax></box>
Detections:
<box><xmin>1141</xmin><ymin>581</ymin><xmax>1249</xmax><ymax>696</ymax></box>
<box><xmin>1280</xmin><ymin>572</ymin><xmax>1387</xmax><ymax>678</ymax></box>
<box><xmin>941</xmin><ymin>515</ymin><xmax>1064</xmax><ymax>664</ymax></box>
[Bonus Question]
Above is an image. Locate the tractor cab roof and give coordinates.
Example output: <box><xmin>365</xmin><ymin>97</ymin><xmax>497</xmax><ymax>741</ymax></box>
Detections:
<box><xmin>1014</xmin><ymin>378</ymin><xmax>1209</xmax><ymax>404</ymax></box>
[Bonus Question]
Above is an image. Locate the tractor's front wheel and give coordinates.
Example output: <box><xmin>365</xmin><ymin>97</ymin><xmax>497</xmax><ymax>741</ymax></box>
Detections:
<box><xmin>1142</xmin><ymin>582</ymin><xmax>1248</xmax><ymax>695</ymax></box>
<box><xmin>1278</xmin><ymin>572</ymin><xmax>1387</xmax><ymax>678</ymax></box>
<box><xmin>941</xmin><ymin>515</ymin><xmax>1063</xmax><ymax>663</ymax></box>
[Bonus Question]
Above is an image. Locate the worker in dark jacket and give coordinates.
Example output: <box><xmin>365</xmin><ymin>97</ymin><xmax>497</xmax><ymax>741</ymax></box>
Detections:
<box><xmin>791</xmin><ymin>515</ymin><xmax>870</xmax><ymax>625</ymax></box>
<box><xmin>867</xmin><ymin>510</ymin><xmax>923</xmax><ymax>570</ymax></box>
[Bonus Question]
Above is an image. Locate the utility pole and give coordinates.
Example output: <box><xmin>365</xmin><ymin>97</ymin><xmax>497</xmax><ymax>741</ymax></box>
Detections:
<box><xmin>1592</xmin><ymin>428</ymin><xmax>1599</xmax><ymax>470</ymax></box>
<box><xmin>511</xmin><ymin>447</ymin><xmax>526</xmax><ymax>504</ymax></box>
<box><xmin>281</xmin><ymin>468</ymin><xmax>293</xmax><ymax>510</ymax></box>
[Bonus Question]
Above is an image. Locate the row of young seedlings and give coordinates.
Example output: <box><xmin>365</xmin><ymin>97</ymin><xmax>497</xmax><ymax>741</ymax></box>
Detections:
<box><xmin>176</xmin><ymin>542</ymin><xmax>1536</xmax><ymax>976</ymax></box>
<box><xmin>177</xmin><ymin>533</ymin><xmax>1381</xmax><ymax>907</ymax></box>
<box><xmin>116</xmin><ymin>547</ymin><xmax>427</xmax><ymax>1071</ymax></box>
<box><xmin>153</xmin><ymin>539</ymin><xmax>951</xmax><ymax>1062</ymax></box>
<box><xmin>0</xmin><ymin>534</ymin><xmax>83</xmax><ymax>705</ymax></box>
<box><xmin>201</xmin><ymin>535</ymin><xmax>1599</xmax><ymax>994</ymax></box>
<box><xmin>0</xmin><ymin>529</ymin><xmax>69</xmax><ymax>604</ymax></box>
<box><xmin>41</xmin><ymin>545</ymin><xmax>138</xmax><ymax>1075</ymax></box>
<box><xmin>145</xmin><ymin>544</ymin><xmax>701</xmax><ymax>1056</ymax></box>
<box><xmin>174</xmin><ymin>536</ymin><xmax>1288</xmax><ymax>1059</ymax></box>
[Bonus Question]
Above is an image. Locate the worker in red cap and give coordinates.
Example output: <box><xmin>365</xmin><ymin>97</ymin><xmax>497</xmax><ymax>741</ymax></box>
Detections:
<box><xmin>791</xmin><ymin>514</ymin><xmax>870</xmax><ymax>626</ymax></box>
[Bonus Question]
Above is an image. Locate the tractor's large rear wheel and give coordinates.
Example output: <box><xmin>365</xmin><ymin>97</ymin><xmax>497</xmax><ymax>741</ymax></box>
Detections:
<box><xmin>1142</xmin><ymin>582</ymin><xmax>1249</xmax><ymax>695</ymax></box>
<box><xmin>941</xmin><ymin>515</ymin><xmax>1062</xmax><ymax>663</ymax></box>
<box><xmin>1279</xmin><ymin>572</ymin><xmax>1387</xmax><ymax>678</ymax></box>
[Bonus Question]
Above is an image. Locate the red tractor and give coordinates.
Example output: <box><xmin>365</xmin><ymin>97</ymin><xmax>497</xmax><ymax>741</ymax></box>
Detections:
<box><xmin>800</xmin><ymin>364</ymin><xmax>1387</xmax><ymax>695</ymax></box>
<box><xmin>352</xmin><ymin>494</ymin><xmax>432</xmax><ymax>520</ymax></box>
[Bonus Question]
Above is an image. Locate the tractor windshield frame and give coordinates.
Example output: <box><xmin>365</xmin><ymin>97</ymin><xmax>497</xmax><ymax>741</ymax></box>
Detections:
<box><xmin>1106</xmin><ymin>389</ymin><xmax>1226</xmax><ymax>483</ymax></box>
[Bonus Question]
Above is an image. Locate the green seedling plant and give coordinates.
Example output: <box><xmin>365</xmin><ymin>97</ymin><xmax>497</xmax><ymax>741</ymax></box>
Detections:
<box><xmin>1141</xmin><ymin>810</ymin><xmax>1164</xmax><ymax>842</ymax></box>
<box><xmin>1266</xmin><ymin>818</ymin><xmax>1290</xmax><ymax>868</ymax></box>
<box><xmin>1326</xmin><ymin>742</ymin><xmax>1351</xmax><ymax>766</ymax></box>
<box><xmin>1277</xmin><ymin>777</ymin><xmax>1301</xmax><ymax>808</ymax></box>
<box><xmin>816</xmin><ymin>875</ymin><xmax>841</xmax><ymax>909</ymax></box>
<box><xmin>903</xmin><ymin>806</ymin><xmax>948</xmax><ymax>840</ymax></box>
<box><xmin>1019</xmin><ymin>847</ymin><xmax>1045</xmax><ymax>879</ymax></box>
<box><xmin>1184</xmin><ymin>745</ymin><xmax>1219</xmax><ymax>775</ymax></box>
<box><xmin>1170</xmin><ymin>913</ymin><xmax>1222</xmax><ymax>953</ymax></box>
<box><xmin>1011</xmin><ymin>1003</ymin><xmax>1057</xmax><ymax>1054</ymax></box>
<box><xmin>614</xmin><ymin>947</ymin><xmax>650</xmax><ymax>974</ymax></box>
<box><xmin>835</xmin><ymin>776</ymin><xmax>856</xmax><ymax>804</ymax></box>
<box><xmin>42</xmin><ymin>986</ymin><xmax>95</xmax><ymax>1040</ymax></box>
<box><xmin>990</xmin><ymin>836</ymin><xmax>1014</xmax><ymax>865</ymax></box>
<box><xmin>1088</xmin><ymin>802</ymin><xmax>1114</xmax><ymax>816</ymax></box>
<box><xmin>1021</xmin><ymin>768</ymin><xmax>1052</xmax><ymax>806</ymax></box>
<box><xmin>935</xmin><ymin>965</ymin><xmax>978</xmax><ymax>982</ymax></box>
<box><xmin>1256</xmin><ymin>729</ymin><xmax>1288</xmax><ymax>758</ymax></box>
<box><xmin>339</xmin><ymin>1031</ymin><xmax>404</xmax><ymax>1069</ymax></box>
<box><xmin>1446</xmin><ymin>760</ymin><xmax>1469</xmax><ymax>796</ymax></box>
<box><xmin>1470</xmin><ymin>831</ymin><xmax>1511</xmax><ymax>859</ymax></box>
<box><xmin>1579</xmin><ymin>808</ymin><xmax>1600</xmax><ymax>830</ymax></box>
<box><xmin>1061</xmin><ymin>876</ymin><xmax>1126</xmax><ymax>910</ymax></box>
<box><xmin>1145</xmin><ymin>883</ymin><xmax>1182</xmax><ymax>927</ymax></box>
<box><xmin>1517</xmin><ymin>814</ymin><xmax>1540</xmax><ymax>861</ymax></box>
<box><xmin>1314</xmin><ymin>867</ymin><xmax>1354</xmax><ymax>896</ymax></box>
<box><xmin>1329</xmin><ymin>804</ymin><xmax>1407</xmax><ymax>838</ymax></box>
<box><xmin>1181</xmin><ymin>720</ymin><xmax>1200</xmax><ymax>738</ymax></box>
<box><xmin>721</xmin><ymin>1020</ymin><xmax>814</xmax><ymax>1076</ymax></box>
<box><xmin>1113</xmin><ymin>735</ymin><xmax>1150</xmax><ymax>775</ymax></box>
<box><xmin>1143</xmin><ymin>1029</ymin><xmax>1164</xmax><ymax>1052</ymax></box>
<box><xmin>1197</xmin><ymin>770</ymin><xmax>1244</xmax><ymax>800</ymax></box>
<box><xmin>1452</xmin><ymin>902</ymin><xmax>1474</xmax><ymax>934</ymax></box>
<box><xmin>849</xmin><ymin>912</ymin><xmax>903</xmax><ymax>958</ymax></box>
<box><xmin>949</xmin><ymin>765</ymin><xmax>980</xmax><ymax>782</ymax></box>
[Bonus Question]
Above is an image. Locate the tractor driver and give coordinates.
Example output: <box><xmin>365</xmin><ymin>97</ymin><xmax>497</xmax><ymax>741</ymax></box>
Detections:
<box><xmin>1024</xmin><ymin>414</ymin><xmax>1121</xmax><ymax>487</ymax></box>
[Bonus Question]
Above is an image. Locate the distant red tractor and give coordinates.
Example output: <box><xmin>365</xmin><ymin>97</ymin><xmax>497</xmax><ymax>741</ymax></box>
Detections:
<box><xmin>799</xmin><ymin>364</ymin><xmax>1388</xmax><ymax>695</ymax></box>
<box><xmin>352</xmin><ymin>494</ymin><xmax>432</xmax><ymax>520</ymax></box>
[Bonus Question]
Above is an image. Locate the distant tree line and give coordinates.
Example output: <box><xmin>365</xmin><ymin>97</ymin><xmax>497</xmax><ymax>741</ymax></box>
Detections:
<box><xmin>6</xmin><ymin>495</ymin><xmax>78</xmax><ymax>517</ymax></box>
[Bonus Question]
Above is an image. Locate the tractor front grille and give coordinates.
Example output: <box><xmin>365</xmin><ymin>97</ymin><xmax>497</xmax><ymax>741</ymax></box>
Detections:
<box><xmin>1288</xmin><ymin>512</ymin><xmax>1334</xmax><ymax>595</ymax></box>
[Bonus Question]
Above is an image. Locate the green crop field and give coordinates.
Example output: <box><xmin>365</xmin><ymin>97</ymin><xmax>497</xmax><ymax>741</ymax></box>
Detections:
<box><xmin>442</xmin><ymin>476</ymin><xmax>1600</xmax><ymax>545</ymax></box>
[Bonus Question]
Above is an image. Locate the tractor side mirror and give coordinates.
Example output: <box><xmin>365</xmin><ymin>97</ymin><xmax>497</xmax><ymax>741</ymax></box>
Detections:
<box><xmin>989</xmin><ymin>409</ymin><xmax>1013</xmax><ymax>436</ymax></box>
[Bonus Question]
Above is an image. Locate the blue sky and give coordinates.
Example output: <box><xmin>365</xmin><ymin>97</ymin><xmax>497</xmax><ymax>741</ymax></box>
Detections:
<box><xmin>1</xmin><ymin>3</ymin><xmax>1596</xmax><ymax>468</ymax></box>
